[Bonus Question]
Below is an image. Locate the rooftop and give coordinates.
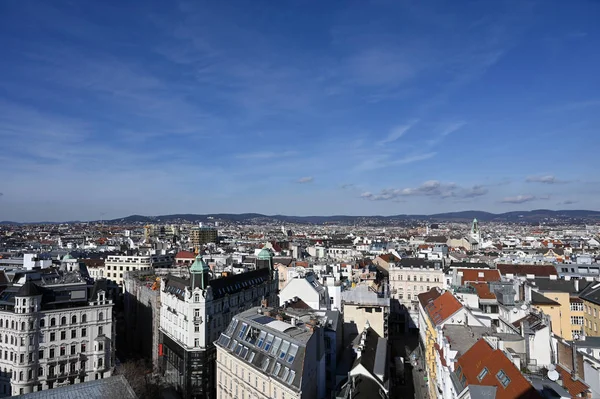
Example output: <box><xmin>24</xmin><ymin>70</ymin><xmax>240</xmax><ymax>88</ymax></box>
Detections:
<box><xmin>15</xmin><ymin>375</ymin><xmax>137</xmax><ymax>399</ymax></box>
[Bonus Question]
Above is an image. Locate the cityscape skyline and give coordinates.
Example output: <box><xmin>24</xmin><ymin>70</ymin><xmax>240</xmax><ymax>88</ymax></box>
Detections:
<box><xmin>1</xmin><ymin>0</ymin><xmax>599</xmax><ymax>222</ymax></box>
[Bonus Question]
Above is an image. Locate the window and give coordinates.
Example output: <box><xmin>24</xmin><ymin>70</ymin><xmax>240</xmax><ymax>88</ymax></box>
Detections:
<box><xmin>571</xmin><ymin>316</ymin><xmax>584</xmax><ymax>325</ymax></box>
<box><xmin>61</xmin><ymin>331</ymin><xmax>66</xmax><ymax>340</ymax></box>
<box><xmin>38</xmin><ymin>350</ymin><xmax>43</xmax><ymax>360</ymax></box>
<box><xmin>98</xmin><ymin>358</ymin><xmax>103</xmax><ymax>368</ymax></box>
<box><xmin>82</xmin><ymin>343</ymin><xmax>86</xmax><ymax>352</ymax></box>
<box><xmin>194</xmin><ymin>338</ymin><xmax>199</xmax><ymax>347</ymax></box>
<box><xmin>50</xmin><ymin>318</ymin><xmax>56</xmax><ymax>327</ymax></box>
<box><xmin>194</xmin><ymin>294</ymin><xmax>200</xmax><ymax>302</ymax></box>
<box><xmin>49</xmin><ymin>349</ymin><xmax>55</xmax><ymax>358</ymax></box>
<box><xmin>50</xmin><ymin>332</ymin><xmax>55</xmax><ymax>342</ymax></box>
<box><xmin>71</xmin><ymin>330</ymin><xmax>77</xmax><ymax>339</ymax></box>
<box><xmin>82</xmin><ymin>315</ymin><xmax>87</xmax><ymax>323</ymax></box>
<box><xmin>40</xmin><ymin>319</ymin><xmax>45</xmax><ymax>328</ymax></box>
<box><xmin>477</xmin><ymin>367</ymin><xmax>489</xmax><ymax>381</ymax></box>
<box><xmin>571</xmin><ymin>302</ymin><xmax>584</xmax><ymax>312</ymax></box>
<box><xmin>194</xmin><ymin>324</ymin><xmax>200</xmax><ymax>333</ymax></box>
<box><xmin>61</xmin><ymin>317</ymin><xmax>66</xmax><ymax>326</ymax></box>
<box><xmin>496</xmin><ymin>369</ymin><xmax>511</xmax><ymax>387</ymax></box>
<box><xmin>72</xmin><ymin>315</ymin><xmax>77</xmax><ymax>324</ymax></box>
<box><xmin>98</xmin><ymin>312</ymin><xmax>104</xmax><ymax>321</ymax></box>
<box><xmin>98</xmin><ymin>342</ymin><xmax>104</xmax><ymax>351</ymax></box>
<box><xmin>60</xmin><ymin>347</ymin><xmax>65</xmax><ymax>356</ymax></box>
<box><xmin>99</xmin><ymin>326</ymin><xmax>103</xmax><ymax>335</ymax></box>
<box><xmin>82</xmin><ymin>328</ymin><xmax>87</xmax><ymax>337</ymax></box>
<box><xmin>71</xmin><ymin>345</ymin><xmax>76</xmax><ymax>355</ymax></box>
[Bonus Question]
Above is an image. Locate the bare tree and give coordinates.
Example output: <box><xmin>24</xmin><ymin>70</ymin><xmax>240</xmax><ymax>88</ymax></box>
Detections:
<box><xmin>117</xmin><ymin>359</ymin><xmax>161</xmax><ymax>399</ymax></box>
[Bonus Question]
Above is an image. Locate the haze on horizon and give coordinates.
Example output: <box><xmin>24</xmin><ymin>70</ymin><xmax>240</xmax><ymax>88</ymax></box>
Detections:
<box><xmin>1</xmin><ymin>0</ymin><xmax>599</xmax><ymax>223</ymax></box>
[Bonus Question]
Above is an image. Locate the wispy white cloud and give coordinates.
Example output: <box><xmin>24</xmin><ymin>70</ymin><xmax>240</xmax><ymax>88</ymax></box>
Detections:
<box><xmin>361</xmin><ymin>180</ymin><xmax>489</xmax><ymax>201</ymax></box>
<box><xmin>557</xmin><ymin>200</ymin><xmax>578</xmax><ymax>205</ymax></box>
<box><xmin>235</xmin><ymin>151</ymin><xmax>297</xmax><ymax>160</ymax></box>
<box><xmin>525</xmin><ymin>175</ymin><xmax>568</xmax><ymax>184</ymax></box>
<box><xmin>500</xmin><ymin>195</ymin><xmax>543</xmax><ymax>204</ymax></box>
<box><xmin>296</xmin><ymin>177</ymin><xmax>314</xmax><ymax>184</ymax></box>
<box><xmin>377</xmin><ymin>120</ymin><xmax>419</xmax><ymax>146</ymax></box>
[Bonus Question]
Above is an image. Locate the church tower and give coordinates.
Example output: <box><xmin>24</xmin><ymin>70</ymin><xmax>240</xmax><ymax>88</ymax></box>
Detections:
<box><xmin>470</xmin><ymin>218</ymin><xmax>481</xmax><ymax>243</ymax></box>
<box><xmin>190</xmin><ymin>254</ymin><xmax>210</xmax><ymax>290</ymax></box>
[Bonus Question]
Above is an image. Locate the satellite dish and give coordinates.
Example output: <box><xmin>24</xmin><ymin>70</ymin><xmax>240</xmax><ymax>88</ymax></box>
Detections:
<box><xmin>547</xmin><ymin>370</ymin><xmax>559</xmax><ymax>381</ymax></box>
<box><xmin>521</xmin><ymin>304</ymin><xmax>528</xmax><ymax>310</ymax></box>
<box><xmin>547</xmin><ymin>364</ymin><xmax>556</xmax><ymax>371</ymax></box>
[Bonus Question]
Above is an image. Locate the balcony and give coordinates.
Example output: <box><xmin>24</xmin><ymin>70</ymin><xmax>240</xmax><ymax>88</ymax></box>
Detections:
<box><xmin>193</xmin><ymin>316</ymin><xmax>203</xmax><ymax>323</ymax></box>
<box><xmin>46</xmin><ymin>353</ymin><xmax>83</xmax><ymax>364</ymax></box>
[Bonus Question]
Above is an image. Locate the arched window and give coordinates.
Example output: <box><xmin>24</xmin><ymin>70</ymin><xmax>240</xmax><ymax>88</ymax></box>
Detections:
<box><xmin>98</xmin><ymin>312</ymin><xmax>104</xmax><ymax>321</ymax></box>
<box><xmin>71</xmin><ymin>315</ymin><xmax>77</xmax><ymax>324</ymax></box>
<box><xmin>50</xmin><ymin>318</ymin><xmax>56</xmax><ymax>327</ymax></box>
<box><xmin>0</xmin><ymin>319</ymin><xmax>3</xmax><ymax>328</ymax></box>
<box><xmin>22</xmin><ymin>299</ymin><xmax>27</xmax><ymax>307</ymax></box>
<box><xmin>82</xmin><ymin>314</ymin><xmax>87</xmax><ymax>323</ymax></box>
<box><xmin>40</xmin><ymin>319</ymin><xmax>45</xmax><ymax>328</ymax></box>
<box><xmin>60</xmin><ymin>317</ymin><xmax>66</xmax><ymax>326</ymax></box>
<box><xmin>11</xmin><ymin>321</ymin><xmax>14</xmax><ymax>329</ymax></box>
<box><xmin>21</xmin><ymin>322</ymin><xmax>25</xmax><ymax>331</ymax></box>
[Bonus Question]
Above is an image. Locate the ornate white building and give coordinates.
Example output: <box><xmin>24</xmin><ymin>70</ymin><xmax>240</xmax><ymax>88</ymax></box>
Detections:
<box><xmin>159</xmin><ymin>249</ymin><xmax>279</xmax><ymax>399</ymax></box>
<box><xmin>0</xmin><ymin>279</ymin><xmax>114</xmax><ymax>397</ymax></box>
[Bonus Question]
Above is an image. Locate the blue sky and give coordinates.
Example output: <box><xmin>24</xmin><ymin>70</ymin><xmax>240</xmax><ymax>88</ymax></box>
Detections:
<box><xmin>0</xmin><ymin>0</ymin><xmax>599</xmax><ymax>222</ymax></box>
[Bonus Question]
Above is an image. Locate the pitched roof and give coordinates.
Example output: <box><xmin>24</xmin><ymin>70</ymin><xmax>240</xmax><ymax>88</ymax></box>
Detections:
<box><xmin>175</xmin><ymin>251</ymin><xmax>196</xmax><ymax>259</ymax></box>
<box><xmin>578</xmin><ymin>282</ymin><xmax>600</xmax><ymax>306</ymax></box>
<box><xmin>16</xmin><ymin>281</ymin><xmax>43</xmax><ymax>297</ymax></box>
<box><xmin>469</xmin><ymin>282</ymin><xmax>496</xmax><ymax>300</ymax></box>
<box><xmin>455</xmin><ymin>339</ymin><xmax>542</xmax><ymax>399</ymax></box>
<box><xmin>15</xmin><ymin>375</ymin><xmax>137</xmax><ymax>399</ymax></box>
<box><xmin>417</xmin><ymin>287</ymin><xmax>442</xmax><ymax>308</ymax></box>
<box><xmin>531</xmin><ymin>278</ymin><xmax>591</xmax><ymax>295</ymax></box>
<box><xmin>530</xmin><ymin>290</ymin><xmax>560</xmax><ymax>306</ymax></box>
<box><xmin>497</xmin><ymin>264</ymin><xmax>557</xmax><ymax>277</ymax></box>
<box><xmin>555</xmin><ymin>364</ymin><xmax>589</xmax><ymax>398</ymax></box>
<box><xmin>459</xmin><ymin>269</ymin><xmax>501</xmax><ymax>284</ymax></box>
<box><xmin>377</xmin><ymin>253</ymin><xmax>400</xmax><ymax>263</ymax></box>
<box><xmin>425</xmin><ymin>291</ymin><xmax>463</xmax><ymax>326</ymax></box>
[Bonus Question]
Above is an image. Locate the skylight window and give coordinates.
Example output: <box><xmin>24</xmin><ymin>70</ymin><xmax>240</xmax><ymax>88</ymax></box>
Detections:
<box><xmin>270</xmin><ymin>337</ymin><xmax>282</xmax><ymax>355</ymax></box>
<box><xmin>257</xmin><ymin>331</ymin><xmax>267</xmax><ymax>348</ymax></box>
<box><xmin>287</xmin><ymin>370</ymin><xmax>296</xmax><ymax>384</ymax></box>
<box><xmin>278</xmin><ymin>341</ymin><xmax>290</xmax><ymax>360</ymax></box>
<box><xmin>496</xmin><ymin>369</ymin><xmax>511</xmax><ymax>388</ymax></box>
<box><xmin>477</xmin><ymin>367</ymin><xmax>488</xmax><ymax>382</ymax></box>
<box><xmin>238</xmin><ymin>323</ymin><xmax>248</xmax><ymax>339</ymax></box>
<box><xmin>286</xmin><ymin>344</ymin><xmax>298</xmax><ymax>363</ymax></box>
<box><xmin>264</xmin><ymin>334</ymin><xmax>274</xmax><ymax>351</ymax></box>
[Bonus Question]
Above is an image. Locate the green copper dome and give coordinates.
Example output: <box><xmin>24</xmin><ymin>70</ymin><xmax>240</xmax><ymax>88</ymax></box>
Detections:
<box><xmin>190</xmin><ymin>255</ymin><xmax>209</xmax><ymax>273</ymax></box>
<box><xmin>62</xmin><ymin>254</ymin><xmax>75</xmax><ymax>261</ymax></box>
<box><xmin>257</xmin><ymin>247</ymin><xmax>273</xmax><ymax>260</ymax></box>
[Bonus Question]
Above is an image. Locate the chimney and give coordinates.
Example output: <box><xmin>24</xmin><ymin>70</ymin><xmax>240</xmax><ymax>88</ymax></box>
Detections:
<box><xmin>572</xmin><ymin>342</ymin><xmax>579</xmax><ymax>379</ymax></box>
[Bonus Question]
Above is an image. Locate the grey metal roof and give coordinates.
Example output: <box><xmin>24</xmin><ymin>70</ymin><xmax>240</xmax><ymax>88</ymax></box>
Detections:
<box><xmin>215</xmin><ymin>307</ymin><xmax>314</xmax><ymax>391</ymax></box>
<box><xmin>530</xmin><ymin>290</ymin><xmax>560</xmax><ymax>306</ymax></box>
<box><xmin>15</xmin><ymin>375</ymin><xmax>137</xmax><ymax>399</ymax></box>
<box><xmin>468</xmin><ymin>385</ymin><xmax>497</xmax><ymax>399</ymax></box>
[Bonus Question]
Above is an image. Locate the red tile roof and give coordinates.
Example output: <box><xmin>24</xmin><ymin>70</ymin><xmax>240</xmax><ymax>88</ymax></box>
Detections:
<box><xmin>555</xmin><ymin>365</ymin><xmax>589</xmax><ymax>397</ymax></box>
<box><xmin>455</xmin><ymin>339</ymin><xmax>542</xmax><ymax>399</ymax></box>
<box><xmin>497</xmin><ymin>264</ymin><xmax>557</xmax><ymax>277</ymax></box>
<box><xmin>469</xmin><ymin>282</ymin><xmax>496</xmax><ymax>300</ymax></box>
<box><xmin>459</xmin><ymin>269</ymin><xmax>501</xmax><ymax>284</ymax></box>
<box><xmin>378</xmin><ymin>253</ymin><xmax>401</xmax><ymax>263</ymax></box>
<box><xmin>417</xmin><ymin>287</ymin><xmax>442</xmax><ymax>308</ymax></box>
<box><xmin>175</xmin><ymin>251</ymin><xmax>195</xmax><ymax>259</ymax></box>
<box><xmin>425</xmin><ymin>291</ymin><xmax>463</xmax><ymax>326</ymax></box>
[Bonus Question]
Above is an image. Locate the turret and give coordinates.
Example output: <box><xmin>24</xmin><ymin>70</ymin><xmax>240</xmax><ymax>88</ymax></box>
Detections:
<box><xmin>190</xmin><ymin>254</ymin><xmax>210</xmax><ymax>290</ymax></box>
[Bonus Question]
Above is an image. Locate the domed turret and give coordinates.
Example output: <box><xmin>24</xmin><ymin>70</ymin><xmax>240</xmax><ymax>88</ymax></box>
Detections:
<box><xmin>190</xmin><ymin>255</ymin><xmax>210</xmax><ymax>290</ymax></box>
<box><xmin>256</xmin><ymin>247</ymin><xmax>274</xmax><ymax>270</ymax></box>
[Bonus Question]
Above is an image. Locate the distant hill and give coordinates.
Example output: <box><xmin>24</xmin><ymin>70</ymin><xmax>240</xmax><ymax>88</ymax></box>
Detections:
<box><xmin>104</xmin><ymin>209</ymin><xmax>600</xmax><ymax>225</ymax></box>
<box><xmin>2</xmin><ymin>209</ymin><xmax>599</xmax><ymax>225</ymax></box>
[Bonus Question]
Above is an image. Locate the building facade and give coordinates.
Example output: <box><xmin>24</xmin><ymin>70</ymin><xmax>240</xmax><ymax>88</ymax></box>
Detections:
<box><xmin>190</xmin><ymin>226</ymin><xmax>218</xmax><ymax>249</ymax></box>
<box><xmin>159</xmin><ymin>254</ymin><xmax>279</xmax><ymax>399</ymax></box>
<box><xmin>0</xmin><ymin>280</ymin><xmax>114</xmax><ymax>397</ymax></box>
<box><xmin>104</xmin><ymin>253</ymin><xmax>173</xmax><ymax>287</ymax></box>
<box><xmin>215</xmin><ymin>306</ymin><xmax>325</xmax><ymax>399</ymax></box>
